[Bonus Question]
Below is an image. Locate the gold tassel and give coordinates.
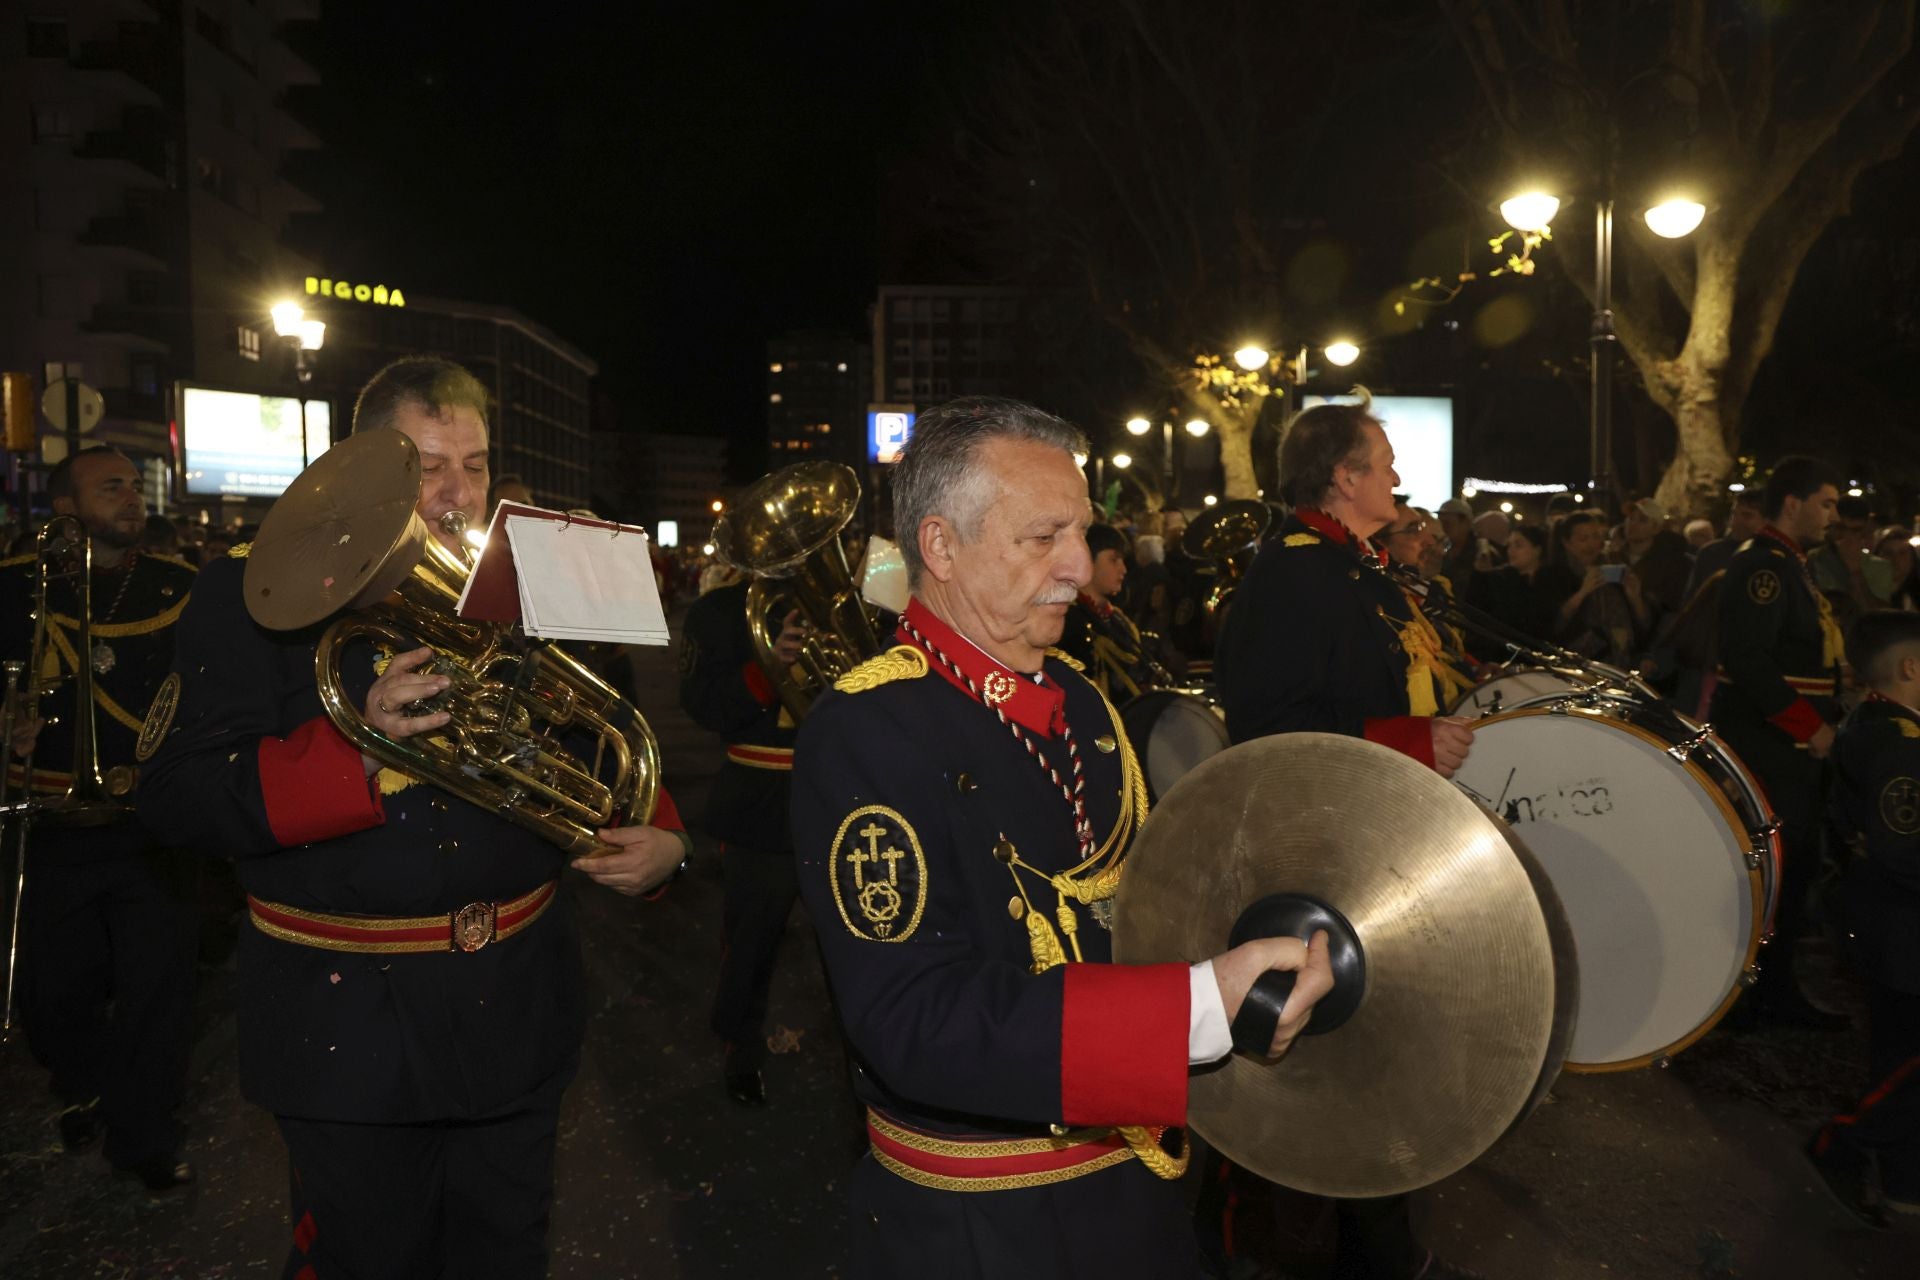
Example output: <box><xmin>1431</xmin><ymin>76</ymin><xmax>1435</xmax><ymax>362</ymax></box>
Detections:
<box><xmin>1117</xmin><ymin>1124</ymin><xmax>1190</xmax><ymax>1180</ymax></box>
<box><xmin>1026</xmin><ymin>910</ymin><xmax>1068</xmax><ymax>973</ymax></box>
<box><xmin>1055</xmin><ymin>895</ymin><xmax>1084</xmax><ymax>963</ymax></box>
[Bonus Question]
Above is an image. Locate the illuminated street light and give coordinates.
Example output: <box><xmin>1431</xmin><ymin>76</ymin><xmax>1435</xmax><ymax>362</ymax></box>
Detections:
<box><xmin>769</xmin><ymin>362</ymin><xmax>783</xmax><ymax>373</ymax></box>
<box><xmin>1499</xmin><ymin>192</ymin><xmax>1561</xmax><ymax>234</ymax></box>
<box><xmin>1125</xmin><ymin>416</ymin><xmax>1152</xmax><ymax>436</ymax></box>
<box><xmin>1203</xmin><ymin>494</ymin><xmax>1219</xmax><ymax>507</ymax></box>
<box><xmin>1324</xmin><ymin>340</ymin><xmax>1360</xmax><ymax>367</ymax></box>
<box><xmin>1727</xmin><ymin>483</ymin><xmax>1746</xmax><ymax>493</ymax></box>
<box><xmin>1111</xmin><ymin>453</ymin><xmax>1133</xmax><ymax>469</ymax></box>
<box><xmin>1184</xmin><ymin>419</ymin><xmax>1210</xmax><ymax>438</ymax></box>
<box><xmin>701</xmin><ymin>542</ymin><xmax>716</xmax><ymax>556</ymax></box>
<box><xmin>1848</xmin><ymin>486</ymin><xmax>1865</xmax><ymax>497</ymax></box>
<box><xmin>1233</xmin><ymin>345</ymin><xmax>1270</xmax><ymax>371</ymax></box>
<box><xmin>297</xmin><ymin>319</ymin><xmax>326</xmax><ymax>352</ymax></box>
<box><xmin>1461</xmin><ymin>485</ymin><xmax>1479</xmax><ymax>498</ymax></box>
<box><xmin>1500</xmin><ymin>501</ymin><xmax>1515</xmax><ymax>514</ymax></box>
<box><xmin>270</xmin><ymin>300</ymin><xmax>305</xmax><ymax>337</ymax></box>
<box><xmin>1072</xmin><ymin>451</ymin><xmax>1089</xmax><ymax>468</ymax></box>
<box><xmin>710</xmin><ymin>499</ymin><xmax>725</xmax><ymax>514</ymax></box>
<box><xmin>1644</xmin><ymin>199</ymin><xmax>1706</xmax><ymax>239</ymax></box>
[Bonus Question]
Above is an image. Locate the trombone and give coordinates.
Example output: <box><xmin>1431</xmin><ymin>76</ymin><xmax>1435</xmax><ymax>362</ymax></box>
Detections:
<box><xmin>2</xmin><ymin>516</ymin><xmax>135</xmax><ymax>1039</ymax></box>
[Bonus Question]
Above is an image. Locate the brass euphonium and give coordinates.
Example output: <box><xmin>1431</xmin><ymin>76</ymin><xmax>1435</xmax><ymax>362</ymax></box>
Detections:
<box><xmin>243</xmin><ymin>431</ymin><xmax>659</xmax><ymax>858</ymax></box>
<box><xmin>1182</xmin><ymin>500</ymin><xmax>1272</xmax><ymax>618</ymax></box>
<box><xmin>713</xmin><ymin>461</ymin><xmax>883</xmax><ymax>722</ymax></box>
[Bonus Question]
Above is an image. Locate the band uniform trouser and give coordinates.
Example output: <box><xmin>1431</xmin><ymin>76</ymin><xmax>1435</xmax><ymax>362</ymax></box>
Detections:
<box><xmin>20</xmin><ymin>820</ymin><xmax>198</xmax><ymax>1170</ymax></box>
<box><xmin>277</xmin><ymin>1085</ymin><xmax>566</xmax><ymax>1280</ymax></box>
<box><xmin>711</xmin><ymin>840</ymin><xmax>799</xmax><ymax>1070</ymax></box>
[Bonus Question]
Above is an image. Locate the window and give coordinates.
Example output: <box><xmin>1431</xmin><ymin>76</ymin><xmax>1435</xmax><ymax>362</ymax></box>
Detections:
<box><xmin>237</xmin><ymin>326</ymin><xmax>261</xmax><ymax>360</ymax></box>
<box><xmin>25</xmin><ymin>18</ymin><xmax>69</xmax><ymax>57</ymax></box>
<box><xmin>30</xmin><ymin>105</ymin><xmax>72</xmax><ymax>141</ymax></box>
<box><xmin>131</xmin><ymin>359</ymin><xmax>160</xmax><ymax>396</ymax></box>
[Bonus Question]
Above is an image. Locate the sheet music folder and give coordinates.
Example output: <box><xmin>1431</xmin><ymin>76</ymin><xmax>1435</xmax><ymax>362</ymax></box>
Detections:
<box><xmin>454</xmin><ymin>502</ymin><xmax>670</xmax><ymax>645</ymax></box>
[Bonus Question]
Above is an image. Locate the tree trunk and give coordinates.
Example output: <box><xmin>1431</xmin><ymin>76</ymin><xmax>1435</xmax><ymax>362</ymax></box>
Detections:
<box><xmin>1653</xmin><ymin>368</ymin><xmax>1735</xmax><ymax>515</ymax></box>
<box><xmin>1183</xmin><ymin>386</ymin><xmax>1262</xmax><ymax>500</ymax></box>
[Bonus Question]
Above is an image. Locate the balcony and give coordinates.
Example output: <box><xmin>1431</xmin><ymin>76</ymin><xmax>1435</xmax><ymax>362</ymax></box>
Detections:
<box><xmin>72</xmin><ymin>128</ymin><xmax>171</xmax><ymax>184</ymax></box>
<box><xmin>82</xmin><ymin>305</ymin><xmax>175</xmax><ymax>350</ymax></box>
<box><xmin>72</xmin><ymin>28</ymin><xmax>174</xmax><ymax>99</ymax></box>
<box><xmin>78</xmin><ymin>214</ymin><xmax>172</xmax><ymax>264</ymax></box>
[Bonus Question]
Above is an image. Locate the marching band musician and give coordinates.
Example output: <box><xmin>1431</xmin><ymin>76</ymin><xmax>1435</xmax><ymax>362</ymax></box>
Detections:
<box><xmin>792</xmin><ymin>396</ymin><xmax>1333</xmax><ymax>1277</ymax></box>
<box><xmin>1378</xmin><ymin>498</ymin><xmax>1479</xmax><ymax>702</ymax></box>
<box><xmin>137</xmin><ymin>357</ymin><xmax>691</xmax><ymax>1279</ymax></box>
<box><xmin>1210</xmin><ymin>400</ymin><xmax>1479</xmax><ymax>1280</ymax></box>
<box><xmin>1807</xmin><ymin>610</ymin><xmax>1920</xmax><ymax>1226</ymax></box>
<box><xmin>0</xmin><ymin>445</ymin><xmax>199</xmax><ymax>1191</ymax></box>
<box><xmin>1058</xmin><ymin>522</ymin><xmax>1179</xmax><ymax>700</ymax></box>
<box><xmin>678</xmin><ymin>578</ymin><xmax>806</xmax><ymax>1107</ymax></box>
<box><xmin>1711</xmin><ymin>455</ymin><xmax>1850</xmax><ymax>1031</ymax></box>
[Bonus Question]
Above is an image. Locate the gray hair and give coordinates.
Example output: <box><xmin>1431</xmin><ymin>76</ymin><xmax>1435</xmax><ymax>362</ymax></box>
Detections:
<box><xmin>892</xmin><ymin>396</ymin><xmax>1089</xmax><ymax>588</ymax></box>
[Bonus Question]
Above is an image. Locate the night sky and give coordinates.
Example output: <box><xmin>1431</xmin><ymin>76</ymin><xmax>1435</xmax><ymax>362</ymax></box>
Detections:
<box><xmin>290</xmin><ymin>2</ymin><xmax>1920</xmax><ymax>495</ymax></box>
<box><xmin>298</xmin><ymin>1</ymin><xmax>973</xmax><ymax>458</ymax></box>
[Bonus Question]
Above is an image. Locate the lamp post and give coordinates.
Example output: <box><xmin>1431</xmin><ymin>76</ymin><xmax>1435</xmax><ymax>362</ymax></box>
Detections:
<box><xmin>1501</xmin><ymin>192</ymin><xmax>1702</xmax><ymax>515</ymax></box>
<box><xmin>271</xmin><ymin>300</ymin><xmax>327</xmax><ymax>465</ymax></box>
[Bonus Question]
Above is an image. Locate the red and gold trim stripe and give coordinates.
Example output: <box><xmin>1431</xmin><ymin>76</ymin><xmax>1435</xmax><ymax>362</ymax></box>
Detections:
<box><xmin>725</xmin><ymin>743</ymin><xmax>794</xmax><ymax>771</ymax></box>
<box><xmin>1713</xmin><ymin>669</ymin><xmax>1837</xmax><ymax>695</ymax></box>
<box><xmin>247</xmin><ymin>881</ymin><xmax>557</xmax><ymax>954</ymax></box>
<box><xmin>865</xmin><ymin>1109</ymin><xmax>1134</xmax><ymax>1192</ymax></box>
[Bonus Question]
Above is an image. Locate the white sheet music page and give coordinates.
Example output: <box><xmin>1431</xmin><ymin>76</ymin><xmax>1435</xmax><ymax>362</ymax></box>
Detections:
<box><xmin>503</xmin><ymin>515</ymin><xmax>670</xmax><ymax>644</ymax></box>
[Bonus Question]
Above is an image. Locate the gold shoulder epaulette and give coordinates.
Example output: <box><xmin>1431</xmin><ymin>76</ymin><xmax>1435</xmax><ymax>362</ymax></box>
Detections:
<box><xmin>834</xmin><ymin>644</ymin><xmax>929</xmax><ymax>693</ymax></box>
<box><xmin>1045</xmin><ymin>647</ymin><xmax>1086</xmax><ymax>672</ymax></box>
<box><xmin>1283</xmin><ymin>532</ymin><xmax>1319</xmax><ymax>548</ymax></box>
<box><xmin>227</xmin><ymin>542</ymin><xmax>251</xmax><ymax>559</ymax></box>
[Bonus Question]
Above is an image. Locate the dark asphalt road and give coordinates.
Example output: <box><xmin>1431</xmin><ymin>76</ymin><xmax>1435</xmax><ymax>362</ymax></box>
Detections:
<box><xmin>0</xmin><ymin>622</ymin><xmax>1912</xmax><ymax>1278</ymax></box>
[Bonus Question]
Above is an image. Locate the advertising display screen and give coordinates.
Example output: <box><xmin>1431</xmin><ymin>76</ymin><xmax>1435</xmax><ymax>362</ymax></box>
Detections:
<box><xmin>180</xmin><ymin>385</ymin><xmax>331</xmax><ymax>498</ymax></box>
<box><xmin>868</xmin><ymin>408</ymin><xmax>916</xmax><ymax>465</ymax></box>
<box><xmin>1299</xmin><ymin>393</ymin><xmax>1454</xmax><ymax>513</ymax></box>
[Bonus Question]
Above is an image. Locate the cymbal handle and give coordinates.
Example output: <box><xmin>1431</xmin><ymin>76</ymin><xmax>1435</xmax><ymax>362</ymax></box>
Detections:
<box><xmin>1230</xmin><ymin>969</ymin><xmax>1300</xmax><ymax>1057</ymax></box>
<box><xmin>1227</xmin><ymin>892</ymin><xmax>1367</xmax><ymax>1041</ymax></box>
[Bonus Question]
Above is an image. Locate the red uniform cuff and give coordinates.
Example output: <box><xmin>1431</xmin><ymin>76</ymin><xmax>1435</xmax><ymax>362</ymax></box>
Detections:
<box><xmin>258</xmin><ymin>716</ymin><xmax>384</xmax><ymax>847</ymax></box>
<box><xmin>651</xmin><ymin>785</ymin><xmax>684</xmax><ymax>832</ymax></box>
<box><xmin>1059</xmin><ymin>962</ymin><xmax>1189</xmax><ymax>1128</ymax></box>
<box><xmin>742</xmin><ymin>661</ymin><xmax>777</xmax><ymax>708</ymax></box>
<box><xmin>1768</xmin><ymin>696</ymin><xmax>1825</xmax><ymax>743</ymax></box>
<box><xmin>1363</xmin><ymin>716</ymin><xmax>1436</xmax><ymax>769</ymax></box>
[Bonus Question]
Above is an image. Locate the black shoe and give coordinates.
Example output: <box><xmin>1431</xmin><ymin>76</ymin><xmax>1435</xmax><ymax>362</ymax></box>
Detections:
<box><xmin>119</xmin><ymin>1156</ymin><xmax>196</xmax><ymax>1194</ymax></box>
<box><xmin>1803</xmin><ymin>1131</ymin><xmax>1888</xmax><ymax>1229</ymax></box>
<box><xmin>58</xmin><ymin>1099</ymin><xmax>101</xmax><ymax>1152</ymax></box>
<box><xmin>724</xmin><ymin>1068</ymin><xmax>767</xmax><ymax>1108</ymax></box>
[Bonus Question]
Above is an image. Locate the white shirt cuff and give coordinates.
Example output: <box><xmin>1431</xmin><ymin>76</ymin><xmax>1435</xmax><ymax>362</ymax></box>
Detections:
<box><xmin>1188</xmin><ymin>960</ymin><xmax>1233</xmax><ymax>1064</ymax></box>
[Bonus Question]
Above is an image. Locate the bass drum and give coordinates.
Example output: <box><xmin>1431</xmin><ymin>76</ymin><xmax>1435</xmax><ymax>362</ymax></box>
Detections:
<box><xmin>1119</xmin><ymin>689</ymin><xmax>1230</xmax><ymax>804</ymax></box>
<box><xmin>1449</xmin><ymin>700</ymin><xmax>1781</xmax><ymax>1071</ymax></box>
<box><xmin>1451</xmin><ymin>662</ymin><xmax>1656</xmax><ymax>716</ymax></box>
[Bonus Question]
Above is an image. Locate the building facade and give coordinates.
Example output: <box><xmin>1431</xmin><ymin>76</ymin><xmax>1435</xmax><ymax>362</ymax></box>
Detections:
<box><xmin>869</xmin><ymin>285</ymin><xmax>1025</xmax><ymax>409</ymax></box>
<box><xmin>765</xmin><ymin>329</ymin><xmax>869</xmax><ymax>472</ymax></box>
<box><xmin>0</xmin><ymin>0</ymin><xmax>322</xmax><ymax>509</ymax></box>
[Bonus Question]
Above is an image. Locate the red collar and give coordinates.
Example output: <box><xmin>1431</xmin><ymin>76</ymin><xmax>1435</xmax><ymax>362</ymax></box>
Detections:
<box><xmin>897</xmin><ymin>599</ymin><xmax>1068</xmax><ymax>737</ymax></box>
<box><xmin>1297</xmin><ymin>509</ymin><xmax>1388</xmax><ymax>568</ymax></box>
<box><xmin>1075</xmin><ymin>591</ymin><xmax>1114</xmax><ymax>620</ymax></box>
<box><xmin>1757</xmin><ymin>524</ymin><xmax>1807</xmax><ymax>562</ymax></box>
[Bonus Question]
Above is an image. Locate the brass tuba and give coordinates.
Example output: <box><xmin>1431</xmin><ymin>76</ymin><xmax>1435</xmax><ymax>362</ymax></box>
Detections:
<box><xmin>1182</xmin><ymin>500</ymin><xmax>1272</xmax><ymax>618</ymax></box>
<box><xmin>713</xmin><ymin>461</ymin><xmax>883</xmax><ymax>722</ymax></box>
<box><xmin>243</xmin><ymin>432</ymin><xmax>659</xmax><ymax>858</ymax></box>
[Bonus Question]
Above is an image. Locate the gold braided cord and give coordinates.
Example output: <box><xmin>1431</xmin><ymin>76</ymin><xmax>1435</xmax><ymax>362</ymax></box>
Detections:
<box><xmin>865</xmin><ymin>1110</ymin><xmax>1111</xmax><ymax>1157</ymax></box>
<box><xmin>834</xmin><ymin>644</ymin><xmax>929</xmax><ymax>693</ymax></box>
<box><xmin>1116</xmin><ymin>1124</ymin><xmax>1191</xmax><ymax>1180</ymax></box>
<box><xmin>50</xmin><ymin>595</ymin><xmax>190</xmax><ymax>638</ymax></box>
<box><xmin>43</xmin><ymin>625</ymin><xmax>147</xmax><ymax>733</ymax></box>
<box><xmin>1814</xmin><ymin>589</ymin><xmax>1846</xmax><ymax>669</ymax></box>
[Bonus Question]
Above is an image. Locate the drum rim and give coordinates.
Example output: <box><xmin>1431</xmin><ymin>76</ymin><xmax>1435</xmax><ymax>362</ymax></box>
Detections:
<box><xmin>1461</xmin><ymin>702</ymin><xmax>1768</xmax><ymax>1072</ymax></box>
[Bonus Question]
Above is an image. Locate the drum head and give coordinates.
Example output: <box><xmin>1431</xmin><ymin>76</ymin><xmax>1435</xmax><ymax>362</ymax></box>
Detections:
<box><xmin>1452</xmin><ymin>669</ymin><xmax>1581</xmax><ymax>716</ymax></box>
<box><xmin>1451</xmin><ymin>706</ymin><xmax>1763</xmax><ymax>1069</ymax></box>
<box><xmin>1120</xmin><ymin>690</ymin><xmax>1230</xmax><ymax>803</ymax></box>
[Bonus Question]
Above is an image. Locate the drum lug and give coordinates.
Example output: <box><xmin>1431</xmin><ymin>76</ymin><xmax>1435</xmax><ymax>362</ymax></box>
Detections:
<box><xmin>1652</xmin><ymin>1054</ymin><xmax>1672</xmax><ymax>1070</ymax></box>
<box><xmin>1744</xmin><ymin>850</ymin><xmax>1763</xmax><ymax>871</ymax></box>
<box><xmin>1739</xmin><ymin>966</ymin><xmax>1761</xmax><ymax>987</ymax></box>
<box><xmin>1666</xmin><ymin>729</ymin><xmax>1712</xmax><ymax>762</ymax></box>
<box><xmin>1753</xmin><ymin>819</ymin><xmax>1783</xmax><ymax>839</ymax></box>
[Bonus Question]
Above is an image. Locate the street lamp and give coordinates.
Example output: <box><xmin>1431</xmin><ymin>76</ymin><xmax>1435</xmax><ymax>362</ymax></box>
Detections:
<box><xmin>1184</xmin><ymin>419</ymin><xmax>1209</xmax><ymax>438</ymax></box>
<box><xmin>1233</xmin><ymin>345</ymin><xmax>1269</xmax><ymax>371</ymax></box>
<box><xmin>1111</xmin><ymin>453</ymin><xmax>1133</xmax><ymax>469</ymax></box>
<box><xmin>1125</xmin><ymin>416</ymin><xmax>1152</xmax><ymax>436</ymax></box>
<box><xmin>1323</xmin><ymin>340</ymin><xmax>1360</xmax><ymax>367</ymax></box>
<box><xmin>1502</xmin><ymin>186</ymin><xmax>1702</xmax><ymax>514</ymax></box>
<box><xmin>270</xmin><ymin>300</ymin><xmax>305</xmax><ymax>337</ymax></box>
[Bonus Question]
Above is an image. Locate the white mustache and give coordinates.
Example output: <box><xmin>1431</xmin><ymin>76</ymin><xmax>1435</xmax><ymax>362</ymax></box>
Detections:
<box><xmin>1034</xmin><ymin>584</ymin><xmax>1080</xmax><ymax>605</ymax></box>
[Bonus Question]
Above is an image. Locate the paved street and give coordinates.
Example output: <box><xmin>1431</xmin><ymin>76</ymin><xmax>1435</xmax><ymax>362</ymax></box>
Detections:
<box><xmin>0</xmin><ymin>620</ymin><xmax>1913</xmax><ymax>1278</ymax></box>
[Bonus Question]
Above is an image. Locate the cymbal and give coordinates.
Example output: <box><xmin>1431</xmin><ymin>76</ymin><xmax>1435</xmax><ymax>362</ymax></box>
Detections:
<box><xmin>1113</xmin><ymin>732</ymin><xmax>1577</xmax><ymax>1198</ymax></box>
<box><xmin>244</xmin><ymin>431</ymin><xmax>427</xmax><ymax>631</ymax></box>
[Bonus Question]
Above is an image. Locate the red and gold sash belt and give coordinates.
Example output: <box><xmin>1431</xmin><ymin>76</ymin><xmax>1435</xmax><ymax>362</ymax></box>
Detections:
<box><xmin>865</xmin><ymin>1108</ymin><xmax>1135</xmax><ymax>1192</ymax></box>
<box><xmin>247</xmin><ymin>881</ymin><xmax>557</xmax><ymax>954</ymax></box>
<box><xmin>725</xmin><ymin>744</ymin><xmax>795</xmax><ymax>771</ymax></box>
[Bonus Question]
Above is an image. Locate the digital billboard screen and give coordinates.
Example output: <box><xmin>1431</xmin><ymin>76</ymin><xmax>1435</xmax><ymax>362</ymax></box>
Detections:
<box><xmin>180</xmin><ymin>385</ymin><xmax>331</xmax><ymax>498</ymax></box>
<box><xmin>1299</xmin><ymin>393</ymin><xmax>1454</xmax><ymax>513</ymax></box>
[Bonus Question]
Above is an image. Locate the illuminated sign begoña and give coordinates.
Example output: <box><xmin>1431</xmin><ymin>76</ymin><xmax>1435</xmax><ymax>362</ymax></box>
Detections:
<box><xmin>306</xmin><ymin>277</ymin><xmax>406</xmax><ymax>307</ymax></box>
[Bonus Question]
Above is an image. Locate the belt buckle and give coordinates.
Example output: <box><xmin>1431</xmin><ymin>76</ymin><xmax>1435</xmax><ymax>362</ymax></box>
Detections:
<box><xmin>451</xmin><ymin>901</ymin><xmax>497</xmax><ymax>953</ymax></box>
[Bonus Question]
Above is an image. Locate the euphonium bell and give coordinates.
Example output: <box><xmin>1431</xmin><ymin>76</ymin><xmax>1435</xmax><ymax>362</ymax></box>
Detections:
<box><xmin>242</xmin><ymin>431</ymin><xmax>660</xmax><ymax>857</ymax></box>
<box><xmin>1183</xmin><ymin>500</ymin><xmax>1272</xmax><ymax>618</ymax></box>
<box><xmin>712</xmin><ymin>461</ymin><xmax>883</xmax><ymax>722</ymax></box>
